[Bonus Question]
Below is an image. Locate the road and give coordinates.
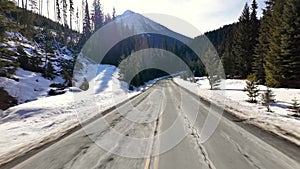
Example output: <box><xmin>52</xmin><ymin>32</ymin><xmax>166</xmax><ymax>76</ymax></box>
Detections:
<box><xmin>2</xmin><ymin>80</ymin><xmax>300</xmax><ymax>169</ymax></box>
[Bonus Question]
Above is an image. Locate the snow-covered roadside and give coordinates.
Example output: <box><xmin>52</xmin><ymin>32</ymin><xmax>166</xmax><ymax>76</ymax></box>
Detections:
<box><xmin>0</xmin><ymin>64</ymin><xmax>144</xmax><ymax>165</ymax></box>
<box><xmin>0</xmin><ymin>68</ymin><xmax>64</xmax><ymax>104</ymax></box>
<box><xmin>174</xmin><ymin>77</ymin><xmax>300</xmax><ymax>146</ymax></box>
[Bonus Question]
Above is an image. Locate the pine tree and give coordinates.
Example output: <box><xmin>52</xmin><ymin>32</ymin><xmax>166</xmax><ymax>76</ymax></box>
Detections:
<box><xmin>221</xmin><ymin>25</ymin><xmax>236</xmax><ymax>78</ymax></box>
<box><xmin>280</xmin><ymin>0</ymin><xmax>300</xmax><ymax>88</ymax></box>
<box><xmin>62</xmin><ymin>0</ymin><xmax>67</xmax><ymax>27</ymax></box>
<box><xmin>75</xmin><ymin>7</ymin><xmax>79</xmax><ymax>32</ymax></box>
<box><xmin>83</xmin><ymin>0</ymin><xmax>91</xmax><ymax>38</ymax></box>
<box><xmin>253</xmin><ymin>1</ymin><xmax>274</xmax><ymax>85</ymax></box>
<box><xmin>262</xmin><ymin>88</ymin><xmax>276</xmax><ymax>112</ymax></box>
<box><xmin>232</xmin><ymin>3</ymin><xmax>252</xmax><ymax>78</ymax></box>
<box><xmin>56</xmin><ymin>0</ymin><xmax>61</xmax><ymax>22</ymax></box>
<box><xmin>69</xmin><ymin>0</ymin><xmax>74</xmax><ymax>30</ymax></box>
<box><xmin>244</xmin><ymin>74</ymin><xmax>260</xmax><ymax>103</ymax></box>
<box><xmin>265</xmin><ymin>0</ymin><xmax>285</xmax><ymax>87</ymax></box>
<box><xmin>112</xmin><ymin>7</ymin><xmax>116</xmax><ymax>20</ymax></box>
<box><xmin>29</xmin><ymin>0</ymin><xmax>38</xmax><ymax>12</ymax></box>
<box><xmin>253</xmin><ymin>16</ymin><xmax>268</xmax><ymax>85</ymax></box>
<box><xmin>0</xmin><ymin>0</ymin><xmax>16</xmax><ymax>40</ymax></box>
<box><xmin>104</xmin><ymin>13</ymin><xmax>112</xmax><ymax>25</ymax></box>
<box><xmin>92</xmin><ymin>0</ymin><xmax>104</xmax><ymax>32</ymax></box>
<box><xmin>249</xmin><ymin>0</ymin><xmax>261</xmax><ymax>81</ymax></box>
<box><xmin>291</xmin><ymin>97</ymin><xmax>300</xmax><ymax>114</ymax></box>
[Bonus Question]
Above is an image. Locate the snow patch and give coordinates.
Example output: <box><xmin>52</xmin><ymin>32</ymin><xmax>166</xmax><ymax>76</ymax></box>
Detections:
<box><xmin>174</xmin><ymin>77</ymin><xmax>300</xmax><ymax>146</ymax></box>
<box><xmin>0</xmin><ymin>64</ymin><xmax>141</xmax><ymax>164</ymax></box>
<box><xmin>0</xmin><ymin>69</ymin><xmax>56</xmax><ymax>104</ymax></box>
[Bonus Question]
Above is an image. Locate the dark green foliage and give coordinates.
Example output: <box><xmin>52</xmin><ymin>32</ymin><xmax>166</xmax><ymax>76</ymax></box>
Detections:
<box><xmin>205</xmin><ymin>24</ymin><xmax>234</xmax><ymax>53</ymax></box>
<box><xmin>62</xmin><ymin>0</ymin><xmax>67</xmax><ymax>27</ymax></box>
<box><xmin>112</xmin><ymin>7</ymin><xmax>116</xmax><ymax>20</ymax></box>
<box><xmin>253</xmin><ymin>7</ymin><xmax>269</xmax><ymax>85</ymax></box>
<box><xmin>56</xmin><ymin>0</ymin><xmax>61</xmax><ymax>22</ymax></box>
<box><xmin>264</xmin><ymin>0</ymin><xmax>285</xmax><ymax>87</ymax></box>
<box><xmin>0</xmin><ymin>0</ymin><xmax>16</xmax><ymax>40</ymax></box>
<box><xmin>69</xmin><ymin>0</ymin><xmax>74</xmax><ymax>30</ymax></box>
<box><xmin>232</xmin><ymin>3</ymin><xmax>253</xmax><ymax>78</ymax></box>
<box><xmin>0</xmin><ymin>87</ymin><xmax>17</xmax><ymax>110</ymax></box>
<box><xmin>220</xmin><ymin>25</ymin><xmax>237</xmax><ymax>78</ymax></box>
<box><xmin>244</xmin><ymin>74</ymin><xmax>260</xmax><ymax>103</ymax></box>
<box><xmin>17</xmin><ymin>46</ymin><xmax>30</xmax><ymax>69</ymax></box>
<box><xmin>0</xmin><ymin>48</ymin><xmax>19</xmax><ymax>77</ymax></box>
<box><xmin>261</xmin><ymin>88</ymin><xmax>276</xmax><ymax>112</ymax></box>
<box><xmin>280</xmin><ymin>0</ymin><xmax>300</xmax><ymax>88</ymax></box>
<box><xmin>43</xmin><ymin>62</ymin><xmax>55</xmax><ymax>79</ymax></box>
<box><xmin>291</xmin><ymin>98</ymin><xmax>300</xmax><ymax>114</ymax></box>
<box><xmin>261</xmin><ymin>0</ymin><xmax>300</xmax><ymax>88</ymax></box>
<box><xmin>92</xmin><ymin>0</ymin><xmax>104</xmax><ymax>32</ymax></box>
<box><xmin>61</xmin><ymin>60</ymin><xmax>75</xmax><ymax>86</ymax></box>
<box><xmin>79</xmin><ymin>77</ymin><xmax>89</xmax><ymax>91</ymax></box>
<box><xmin>79</xmin><ymin>0</ymin><xmax>92</xmax><ymax>48</ymax></box>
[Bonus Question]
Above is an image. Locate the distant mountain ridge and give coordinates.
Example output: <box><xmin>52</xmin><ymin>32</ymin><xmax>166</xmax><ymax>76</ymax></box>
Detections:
<box><xmin>115</xmin><ymin>10</ymin><xmax>191</xmax><ymax>43</ymax></box>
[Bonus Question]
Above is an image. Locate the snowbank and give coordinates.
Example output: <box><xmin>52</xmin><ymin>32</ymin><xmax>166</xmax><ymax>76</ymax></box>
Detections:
<box><xmin>0</xmin><ymin>68</ymin><xmax>63</xmax><ymax>104</ymax></box>
<box><xmin>0</xmin><ymin>64</ymin><xmax>139</xmax><ymax>165</ymax></box>
<box><xmin>174</xmin><ymin>77</ymin><xmax>300</xmax><ymax>146</ymax></box>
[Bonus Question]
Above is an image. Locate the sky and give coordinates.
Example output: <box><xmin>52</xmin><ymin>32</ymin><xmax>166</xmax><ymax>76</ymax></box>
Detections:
<box><xmin>16</xmin><ymin>0</ymin><xmax>266</xmax><ymax>38</ymax></box>
<box><xmin>97</xmin><ymin>0</ymin><xmax>266</xmax><ymax>37</ymax></box>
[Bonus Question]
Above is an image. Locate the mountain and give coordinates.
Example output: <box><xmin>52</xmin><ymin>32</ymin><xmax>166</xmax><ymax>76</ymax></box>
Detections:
<box><xmin>115</xmin><ymin>10</ymin><xmax>191</xmax><ymax>43</ymax></box>
<box><xmin>85</xmin><ymin>10</ymin><xmax>193</xmax><ymax>66</ymax></box>
<box><xmin>79</xmin><ymin>10</ymin><xmax>199</xmax><ymax>87</ymax></box>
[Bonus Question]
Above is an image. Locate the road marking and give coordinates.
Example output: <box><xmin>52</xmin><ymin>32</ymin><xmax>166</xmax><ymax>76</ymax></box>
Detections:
<box><xmin>144</xmin><ymin>87</ymin><xmax>166</xmax><ymax>169</ymax></box>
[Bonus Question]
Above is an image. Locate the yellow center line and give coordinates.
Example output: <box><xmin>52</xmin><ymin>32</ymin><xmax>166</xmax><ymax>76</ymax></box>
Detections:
<box><xmin>144</xmin><ymin>87</ymin><xmax>165</xmax><ymax>169</ymax></box>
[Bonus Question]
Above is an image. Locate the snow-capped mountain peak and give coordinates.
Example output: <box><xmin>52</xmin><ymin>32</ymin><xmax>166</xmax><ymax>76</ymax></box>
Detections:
<box><xmin>122</xmin><ymin>10</ymin><xmax>135</xmax><ymax>16</ymax></box>
<box><xmin>116</xmin><ymin>10</ymin><xmax>191</xmax><ymax>42</ymax></box>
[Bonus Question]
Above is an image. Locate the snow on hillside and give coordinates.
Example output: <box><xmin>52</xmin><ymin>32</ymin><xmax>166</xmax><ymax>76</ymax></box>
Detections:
<box><xmin>174</xmin><ymin>77</ymin><xmax>300</xmax><ymax>145</ymax></box>
<box><xmin>115</xmin><ymin>10</ymin><xmax>191</xmax><ymax>42</ymax></box>
<box><xmin>0</xmin><ymin>64</ymin><xmax>139</xmax><ymax>165</ymax></box>
<box><xmin>0</xmin><ymin>31</ymin><xmax>76</xmax><ymax>108</ymax></box>
<box><xmin>0</xmin><ymin>68</ymin><xmax>63</xmax><ymax>104</ymax></box>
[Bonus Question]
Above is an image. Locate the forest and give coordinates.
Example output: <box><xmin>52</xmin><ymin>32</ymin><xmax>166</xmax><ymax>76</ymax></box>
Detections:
<box><xmin>0</xmin><ymin>0</ymin><xmax>299</xmax><ymax>89</ymax></box>
<box><xmin>202</xmin><ymin>0</ymin><xmax>300</xmax><ymax>88</ymax></box>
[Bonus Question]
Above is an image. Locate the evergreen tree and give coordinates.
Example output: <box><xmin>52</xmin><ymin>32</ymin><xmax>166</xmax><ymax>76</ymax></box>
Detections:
<box><xmin>253</xmin><ymin>1</ymin><xmax>274</xmax><ymax>85</ymax></box>
<box><xmin>232</xmin><ymin>3</ymin><xmax>252</xmax><ymax>78</ymax></box>
<box><xmin>104</xmin><ymin>13</ymin><xmax>112</xmax><ymax>25</ymax></box>
<box><xmin>262</xmin><ymin>88</ymin><xmax>276</xmax><ymax>112</ymax></box>
<box><xmin>29</xmin><ymin>0</ymin><xmax>38</xmax><ymax>12</ymax></box>
<box><xmin>75</xmin><ymin>7</ymin><xmax>79</xmax><ymax>32</ymax></box>
<box><xmin>92</xmin><ymin>0</ymin><xmax>104</xmax><ymax>32</ymax></box>
<box><xmin>0</xmin><ymin>0</ymin><xmax>16</xmax><ymax>40</ymax></box>
<box><xmin>249</xmin><ymin>0</ymin><xmax>260</xmax><ymax>80</ymax></box>
<box><xmin>291</xmin><ymin>97</ymin><xmax>300</xmax><ymax>114</ymax></box>
<box><xmin>56</xmin><ymin>0</ymin><xmax>61</xmax><ymax>22</ymax></box>
<box><xmin>69</xmin><ymin>0</ymin><xmax>74</xmax><ymax>31</ymax></box>
<box><xmin>221</xmin><ymin>26</ymin><xmax>236</xmax><ymax>78</ymax></box>
<box><xmin>244</xmin><ymin>74</ymin><xmax>260</xmax><ymax>103</ymax></box>
<box><xmin>83</xmin><ymin>0</ymin><xmax>91</xmax><ymax>39</ymax></box>
<box><xmin>280</xmin><ymin>0</ymin><xmax>300</xmax><ymax>88</ymax></box>
<box><xmin>264</xmin><ymin>0</ymin><xmax>285</xmax><ymax>87</ymax></box>
<box><xmin>112</xmin><ymin>7</ymin><xmax>116</xmax><ymax>20</ymax></box>
<box><xmin>62</xmin><ymin>0</ymin><xmax>67</xmax><ymax>27</ymax></box>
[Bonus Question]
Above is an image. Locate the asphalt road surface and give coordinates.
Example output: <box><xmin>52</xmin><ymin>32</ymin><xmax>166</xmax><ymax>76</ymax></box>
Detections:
<box><xmin>2</xmin><ymin>80</ymin><xmax>300</xmax><ymax>169</ymax></box>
